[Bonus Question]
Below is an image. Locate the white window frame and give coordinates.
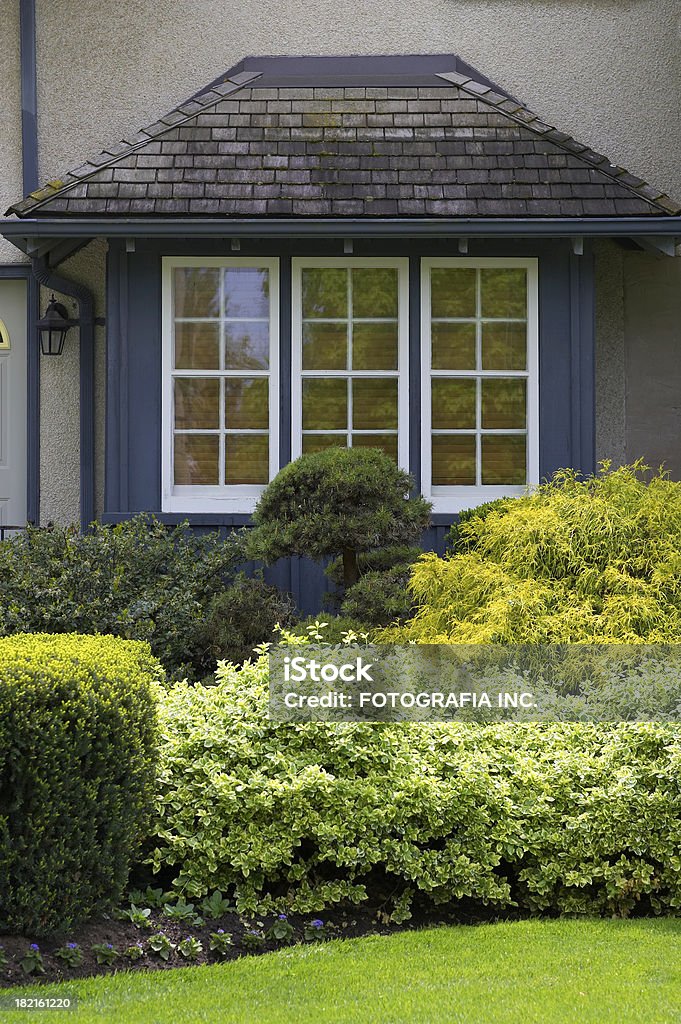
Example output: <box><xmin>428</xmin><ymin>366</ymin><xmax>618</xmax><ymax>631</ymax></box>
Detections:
<box><xmin>291</xmin><ymin>257</ymin><xmax>410</xmax><ymax>471</ymax></box>
<box><xmin>421</xmin><ymin>257</ymin><xmax>539</xmax><ymax>514</ymax></box>
<box><xmin>161</xmin><ymin>256</ymin><xmax>280</xmax><ymax>514</ymax></box>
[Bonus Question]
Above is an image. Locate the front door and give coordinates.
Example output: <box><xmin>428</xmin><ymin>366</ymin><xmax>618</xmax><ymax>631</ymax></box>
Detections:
<box><xmin>0</xmin><ymin>279</ymin><xmax>27</xmax><ymax>529</ymax></box>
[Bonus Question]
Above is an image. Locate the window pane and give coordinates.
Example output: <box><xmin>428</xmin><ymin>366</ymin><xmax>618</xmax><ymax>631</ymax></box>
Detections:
<box><xmin>431</xmin><ymin>268</ymin><xmax>476</xmax><ymax>318</ymax></box>
<box><xmin>481</xmin><ymin>379</ymin><xmax>526</xmax><ymax>429</ymax></box>
<box><xmin>482</xmin><ymin>322</ymin><xmax>526</xmax><ymax>370</ymax></box>
<box><xmin>482</xmin><ymin>435</ymin><xmax>526</xmax><ymax>484</ymax></box>
<box><xmin>302</xmin><ymin>322</ymin><xmax>347</xmax><ymax>370</ymax></box>
<box><xmin>302</xmin><ymin>268</ymin><xmax>347</xmax><ymax>318</ymax></box>
<box><xmin>352</xmin><ymin>378</ymin><xmax>398</xmax><ymax>430</ymax></box>
<box><xmin>432</xmin><ymin>379</ymin><xmax>476</xmax><ymax>430</ymax></box>
<box><xmin>174</xmin><ymin>378</ymin><xmax>219</xmax><ymax>429</ymax></box>
<box><xmin>432</xmin><ymin>435</ymin><xmax>476</xmax><ymax>485</ymax></box>
<box><xmin>174</xmin><ymin>268</ymin><xmax>220</xmax><ymax>318</ymax></box>
<box><xmin>223</xmin><ymin>268</ymin><xmax>269</xmax><ymax>318</ymax></box>
<box><xmin>303</xmin><ymin>378</ymin><xmax>347</xmax><ymax>430</ymax></box>
<box><xmin>431</xmin><ymin>322</ymin><xmax>476</xmax><ymax>370</ymax></box>
<box><xmin>352</xmin><ymin>322</ymin><xmax>398</xmax><ymax>370</ymax></box>
<box><xmin>175</xmin><ymin>322</ymin><xmax>219</xmax><ymax>370</ymax></box>
<box><xmin>174</xmin><ymin>434</ymin><xmax>218</xmax><ymax>485</ymax></box>
<box><xmin>352</xmin><ymin>434</ymin><xmax>398</xmax><ymax>461</ymax></box>
<box><xmin>225</xmin><ymin>322</ymin><xmax>269</xmax><ymax>370</ymax></box>
<box><xmin>352</xmin><ymin>268</ymin><xmax>398</xmax><ymax>318</ymax></box>
<box><xmin>302</xmin><ymin>433</ymin><xmax>347</xmax><ymax>454</ymax></box>
<box><xmin>225</xmin><ymin>378</ymin><xmax>268</xmax><ymax>430</ymax></box>
<box><xmin>225</xmin><ymin>435</ymin><xmax>269</xmax><ymax>484</ymax></box>
<box><xmin>481</xmin><ymin>269</ymin><xmax>527</xmax><ymax>318</ymax></box>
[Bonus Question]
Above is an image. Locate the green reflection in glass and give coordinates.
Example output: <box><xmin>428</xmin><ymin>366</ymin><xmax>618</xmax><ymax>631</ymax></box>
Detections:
<box><xmin>431</xmin><ymin>268</ymin><xmax>476</xmax><ymax>318</ymax></box>
<box><xmin>432</xmin><ymin>379</ymin><xmax>476</xmax><ymax>430</ymax></box>
<box><xmin>303</xmin><ymin>378</ymin><xmax>347</xmax><ymax>430</ymax></box>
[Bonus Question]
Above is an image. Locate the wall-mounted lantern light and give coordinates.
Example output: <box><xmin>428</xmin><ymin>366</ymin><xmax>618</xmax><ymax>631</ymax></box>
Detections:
<box><xmin>36</xmin><ymin>294</ymin><xmax>78</xmax><ymax>356</ymax></box>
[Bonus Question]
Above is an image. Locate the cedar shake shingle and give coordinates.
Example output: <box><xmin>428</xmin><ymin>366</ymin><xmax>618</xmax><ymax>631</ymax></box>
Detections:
<box><xmin>6</xmin><ymin>57</ymin><xmax>680</xmax><ymax>218</ymax></box>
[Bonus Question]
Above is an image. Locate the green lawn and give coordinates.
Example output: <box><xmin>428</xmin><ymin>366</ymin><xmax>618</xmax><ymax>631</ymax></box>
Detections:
<box><xmin>3</xmin><ymin>919</ymin><xmax>681</xmax><ymax>1024</ymax></box>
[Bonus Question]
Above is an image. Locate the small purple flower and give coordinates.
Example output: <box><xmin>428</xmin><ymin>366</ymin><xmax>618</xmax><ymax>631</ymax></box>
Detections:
<box><xmin>217</xmin><ymin>929</ymin><xmax>224</xmax><ymax>934</ymax></box>
<box><xmin>311</xmin><ymin>919</ymin><xmax>324</xmax><ymax>929</ymax></box>
<box><xmin>30</xmin><ymin>944</ymin><xmax>40</xmax><ymax>951</ymax></box>
<box><xmin>278</xmin><ymin>913</ymin><xmax>288</xmax><ymax>921</ymax></box>
<box><xmin>106</xmin><ymin>943</ymin><xmax>113</xmax><ymax>949</ymax></box>
<box><xmin>67</xmin><ymin>942</ymin><xmax>78</xmax><ymax>949</ymax></box>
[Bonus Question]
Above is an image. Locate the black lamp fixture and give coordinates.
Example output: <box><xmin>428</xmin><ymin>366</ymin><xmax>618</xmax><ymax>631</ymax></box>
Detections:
<box><xmin>37</xmin><ymin>294</ymin><xmax>78</xmax><ymax>356</ymax></box>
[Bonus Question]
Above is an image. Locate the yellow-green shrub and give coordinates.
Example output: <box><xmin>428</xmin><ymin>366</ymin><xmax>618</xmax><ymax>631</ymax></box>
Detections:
<box><xmin>0</xmin><ymin>634</ymin><xmax>160</xmax><ymax>934</ymax></box>
<box><xmin>385</xmin><ymin>463</ymin><xmax>681</xmax><ymax>643</ymax></box>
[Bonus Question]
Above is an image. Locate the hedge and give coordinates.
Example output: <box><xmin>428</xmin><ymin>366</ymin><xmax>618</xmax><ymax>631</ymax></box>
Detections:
<box><xmin>0</xmin><ymin>634</ymin><xmax>160</xmax><ymax>934</ymax></box>
<box><xmin>148</xmin><ymin>654</ymin><xmax>681</xmax><ymax>921</ymax></box>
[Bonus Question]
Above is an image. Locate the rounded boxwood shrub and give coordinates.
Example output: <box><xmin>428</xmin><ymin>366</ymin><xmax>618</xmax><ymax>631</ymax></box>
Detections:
<box><xmin>0</xmin><ymin>634</ymin><xmax>160</xmax><ymax>935</ymax></box>
<box><xmin>147</xmin><ymin>652</ymin><xmax>681</xmax><ymax>921</ymax></box>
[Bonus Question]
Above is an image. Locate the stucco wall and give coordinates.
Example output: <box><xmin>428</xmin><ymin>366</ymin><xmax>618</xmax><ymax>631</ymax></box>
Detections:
<box><xmin>624</xmin><ymin>254</ymin><xmax>681</xmax><ymax>478</ymax></box>
<box><xmin>38</xmin><ymin>239</ymin><xmax>107</xmax><ymax>525</ymax></box>
<box><xmin>593</xmin><ymin>240</ymin><xmax>626</xmax><ymax>468</ymax></box>
<box><xmin>0</xmin><ymin>3</ymin><xmax>24</xmax><ymax>264</ymax></box>
<box><xmin>2</xmin><ymin>1</ymin><xmax>679</xmax><ymax>519</ymax></box>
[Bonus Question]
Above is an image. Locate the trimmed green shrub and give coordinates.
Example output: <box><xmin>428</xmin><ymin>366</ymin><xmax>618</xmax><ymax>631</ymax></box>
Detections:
<box><xmin>325</xmin><ymin>546</ymin><xmax>421</xmax><ymax>625</ymax></box>
<box><xmin>0</xmin><ymin>517</ymin><xmax>244</xmax><ymax>678</ymax></box>
<box><xmin>0</xmin><ymin>634</ymin><xmax>160</xmax><ymax>934</ymax></box>
<box><xmin>148</xmin><ymin>652</ymin><xmax>681</xmax><ymax>920</ymax></box>
<box><xmin>385</xmin><ymin>463</ymin><xmax>681</xmax><ymax>643</ymax></box>
<box><xmin>248</xmin><ymin>448</ymin><xmax>431</xmax><ymax>591</ymax></box>
<box><xmin>197</xmin><ymin>574</ymin><xmax>296</xmax><ymax>670</ymax></box>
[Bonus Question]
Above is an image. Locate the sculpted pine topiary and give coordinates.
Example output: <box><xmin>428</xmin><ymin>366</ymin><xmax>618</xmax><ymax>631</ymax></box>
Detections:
<box><xmin>248</xmin><ymin>447</ymin><xmax>432</xmax><ymax>590</ymax></box>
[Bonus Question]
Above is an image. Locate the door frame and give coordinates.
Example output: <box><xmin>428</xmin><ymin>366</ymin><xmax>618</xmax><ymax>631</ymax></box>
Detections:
<box><xmin>0</xmin><ymin>264</ymin><xmax>39</xmax><ymax>525</ymax></box>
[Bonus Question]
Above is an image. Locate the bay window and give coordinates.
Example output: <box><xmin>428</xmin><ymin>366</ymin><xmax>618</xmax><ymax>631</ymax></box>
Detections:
<box><xmin>162</xmin><ymin>254</ymin><xmax>537</xmax><ymax>517</ymax></box>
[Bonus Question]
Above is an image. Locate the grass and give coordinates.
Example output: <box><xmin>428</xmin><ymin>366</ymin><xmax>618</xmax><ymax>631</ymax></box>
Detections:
<box><xmin>3</xmin><ymin>918</ymin><xmax>681</xmax><ymax>1024</ymax></box>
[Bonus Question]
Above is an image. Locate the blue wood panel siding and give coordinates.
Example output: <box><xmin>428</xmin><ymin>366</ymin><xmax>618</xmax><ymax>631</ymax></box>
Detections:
<box><xmin>103</xmin><ymin>237</ymin><xmax>596</xmax><ymax>612</ymax></box>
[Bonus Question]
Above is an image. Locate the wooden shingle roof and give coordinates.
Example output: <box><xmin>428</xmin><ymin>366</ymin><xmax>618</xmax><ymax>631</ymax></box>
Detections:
<box><xmin>7</xmin><ymin>55</ymin><xmax>680</xmax><ymax>219</ymax></box>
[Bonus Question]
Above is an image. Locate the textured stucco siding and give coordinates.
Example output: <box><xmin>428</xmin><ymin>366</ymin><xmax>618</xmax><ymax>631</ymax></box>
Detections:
<box><xmin>1</xmin><ymin>1</ymin><xmax>679</xmax><ymax>520</ymax></box>
<box><xmin>0</xmin><ymin>3</ymin><xmax>24</xmax><ymax>264</ymax></box>
<box><xmin>594</xmin><ymin>240</ymin><xmax>626</xmax><ymax>468</ymax></box>
<box><xmin>38</xmin><ymin>240</ymin><xmax>107</xmax><ymax>525</ymax></box>
<box><xmin>624</xmin><ymin>255</ymin><xmax>681</xmax><ymax>478</ymax></box>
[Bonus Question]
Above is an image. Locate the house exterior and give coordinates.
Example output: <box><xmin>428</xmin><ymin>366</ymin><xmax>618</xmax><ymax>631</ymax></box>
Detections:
<box><xmin>0</xmin><ymin>2</ymin><xmax>680</xmax><ymax>607</ymax></box>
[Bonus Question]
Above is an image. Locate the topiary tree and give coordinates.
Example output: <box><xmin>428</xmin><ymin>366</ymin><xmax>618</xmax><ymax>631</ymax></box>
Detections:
<box><xmin>248</xmin><ymin>447</ymin><xmax>432</xmax><ymax>590</ymax></box>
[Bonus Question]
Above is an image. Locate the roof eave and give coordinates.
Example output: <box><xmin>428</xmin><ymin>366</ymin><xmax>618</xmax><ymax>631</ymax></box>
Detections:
<box><xmin>1</xmin><ymin>216</ymin><xmax>681</xmax><ymax>252</ymax></box>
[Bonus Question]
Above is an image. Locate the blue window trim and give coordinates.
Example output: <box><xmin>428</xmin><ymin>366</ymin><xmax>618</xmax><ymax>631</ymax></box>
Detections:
<box><xmin>0</xmin><ymin>263</ymin><xmax>39</xmax><ymax>525</ymax></box>
<box><xmin>103</xmin><ymin>235</ymin><xmax>595</xmax><ymax>529</ymax></box>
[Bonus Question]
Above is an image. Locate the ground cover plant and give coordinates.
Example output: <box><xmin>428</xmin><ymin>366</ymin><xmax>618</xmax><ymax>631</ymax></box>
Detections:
<box><xmin>0</xmin><ymin>634</ymin><xmax>160</xmax><ymax>935</ymax></box>
<box><xmin>386</xmin><ymin>462</ymin><xmax>681</xmax><ymax>643</ymax></box>
<box><xmin>4</xmin><ymin>919</ymin><xmax>681</xmax><ymax>1023</ymax></box>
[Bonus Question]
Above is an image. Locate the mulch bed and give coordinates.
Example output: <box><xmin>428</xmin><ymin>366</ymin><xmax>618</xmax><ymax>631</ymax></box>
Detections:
<box><xmin>0</xmin><ymin>902</ymin><xmax>512</xmax><ymax>988</ymax></box>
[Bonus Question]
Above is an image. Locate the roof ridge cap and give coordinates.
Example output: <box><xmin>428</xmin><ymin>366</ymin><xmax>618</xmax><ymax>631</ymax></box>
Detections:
<box><xmin>7</xmin><ymin>73</ymin><xmax>262</xmax><ymax>218</ymax></box>
<box><xmin>437</xmin><ymin>71</ymin><xmax>681</xmax><ymax>216</ymax></box>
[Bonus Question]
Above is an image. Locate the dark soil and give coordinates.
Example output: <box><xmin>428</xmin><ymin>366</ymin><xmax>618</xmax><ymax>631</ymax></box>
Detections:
<box><xmin>0</xmin><ymin>902</ymin><xmax>517</xmax><ymax>988</ymax></box>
